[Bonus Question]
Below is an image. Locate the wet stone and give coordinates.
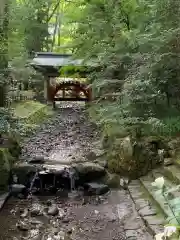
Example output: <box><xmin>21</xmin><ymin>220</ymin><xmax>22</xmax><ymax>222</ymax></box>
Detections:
<box><xmin>20</xmin><ymin>209</ymin><xmax>29</xmax><ymax>218</ymax></box>
<box><xmin>11</xmin><ymin>184</ymin><xmax>26</xmax><ymax>195</ymax></box>
<box><xmin>48</xmin><ymin>204</ymin><xmax>59</xmax><ymax>216</ymax></box>
<box><xmin>149</xmin><ymin>224</ymin><xmax>164</xmax><ymax>235</ymax></box>
<box><xmin>56</xmin><ymin>189</ymin><xmax>68</xmax><ymax>198</ymax></box>
<box><xmin>62</xmin><ymin>218</ymin><xmax>70</xmax><ymax>223</ymax></box>
<box><xmin>16</xmin><ymin>220</ymin><xmax>30</xmax><ymax>231</ymax></box>
<box><xmin>28</xmin><ymin>229</ymin><xmax>40</xmax><ymax>240</ymax></box>
<box><xmin>74</xmin><ymin>162</ymin><xmax>106</xmax><ymax>181</ymax></box>
<box><xmin>164</xmin><ymin>158</ymin><xmax>173</xmax><ymax>166</ymax></box>
<box><xmin>30</xmin><ymin>203</ymin><xmax>43</xmax><ymax>216</ymax></box>
<box><xmin>83</xmin><ymin>182</ymin><xmax>109</xmax><ymax>195</ymax></box>
<box><xmin>143</xmin><ymin>216</ymin><xmax>165</xmax><ymax>226</ymax></box>
<box><xmin>126</xmin><ymin>230</ymin><xmax>138</xmax><ymax>239</ymax></box>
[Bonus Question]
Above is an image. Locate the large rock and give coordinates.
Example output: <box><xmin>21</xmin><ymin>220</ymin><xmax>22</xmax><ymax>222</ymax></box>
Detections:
<box><xmin>12</xmin><ymin>162</ymin><xmax>42</xmax><ymax>186</ymax></box>
<box><xmin>73</xmin><ymin>162</ymin><xmax>106</xmax><ymax>183</ymax></box>
<box><xmin>102</xmin><ymin>173</ymin><xmax>120</xmax><ymax>188</ymax></box>
<box><xmin>83</xmin><ymin>182</ymin><xmax>109</xmax><ymax>195</ymax></box>
<box><xmin>108</xmin><ymin>136</ymin><xmax>166</xmax><ymax>179</ymax></box>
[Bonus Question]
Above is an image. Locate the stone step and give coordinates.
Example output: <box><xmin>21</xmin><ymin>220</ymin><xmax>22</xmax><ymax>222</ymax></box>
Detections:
<box><xmin>140</xmin><ymin>172</ymin><xmax>173</xmax><ymax>221</ymax></box>
<box><xmin>140</xmin><ymin>167</ymin><xmax>180</xmax><ymax>228</ymax></box>
<box><xmin>174</xmin><ymin>159</ymin><xmax>180</xmax><ymax>168</ymax></box>
<box><xmin>128</xmin><ymin>179</ymin><xmax>165</xmax><ymax>236</ymax></box>
<box><xmin>152</xmin><ymin>168</ymin><xmax>175</xmax><ymax>188</ymax></box>
<box><xmin>163</xmin><ymin>165</ymin><xmax>180</xmax><ymax>184</ymax></box>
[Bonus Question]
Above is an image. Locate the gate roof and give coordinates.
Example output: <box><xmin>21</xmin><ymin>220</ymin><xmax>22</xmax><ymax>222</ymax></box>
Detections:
<box><xmin>30</xmin><ymin>52</ymin><xmax>97</xmax><ymax>68</ymax></box>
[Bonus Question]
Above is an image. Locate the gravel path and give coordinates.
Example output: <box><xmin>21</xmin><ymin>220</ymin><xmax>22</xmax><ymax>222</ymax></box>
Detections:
<box><xmin>21</xmin><ymin>104</ymin><xmax>98</xmax><ymax>164</ymax></box>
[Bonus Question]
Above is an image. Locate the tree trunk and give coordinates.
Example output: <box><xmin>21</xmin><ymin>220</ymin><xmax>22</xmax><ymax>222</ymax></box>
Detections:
<box><xmin>0</xmin><ymin>0</ymin><xmax>9</xmax><ymax>107</ymax></box>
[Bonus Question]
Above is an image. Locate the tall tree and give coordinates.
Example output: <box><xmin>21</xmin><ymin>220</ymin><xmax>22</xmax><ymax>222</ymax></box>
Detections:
<box><xmin>0</xmin><ymin>0</ymin><xmax>9</xmax><ymax>107</ymax></box>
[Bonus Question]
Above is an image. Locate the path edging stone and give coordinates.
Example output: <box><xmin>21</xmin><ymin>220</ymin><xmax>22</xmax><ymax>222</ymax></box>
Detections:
<box><xmin>128</xmin><ymin>179</ymin><xmax>165</xmax><ymax>237</ymax></box>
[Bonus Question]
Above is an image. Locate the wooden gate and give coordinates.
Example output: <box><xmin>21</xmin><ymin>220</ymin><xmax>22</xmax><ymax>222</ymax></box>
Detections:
<box><xmin>47</xmin><ymin>81</ymin><xmax>92</xmax><ymax>105</ymax></box>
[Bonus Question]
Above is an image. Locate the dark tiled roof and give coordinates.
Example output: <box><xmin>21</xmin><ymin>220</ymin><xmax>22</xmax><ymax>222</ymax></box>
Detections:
<box><xmin>30</xmin><ymin>52</ymin><xmax>96</xmax><ymax>67</ymax></box>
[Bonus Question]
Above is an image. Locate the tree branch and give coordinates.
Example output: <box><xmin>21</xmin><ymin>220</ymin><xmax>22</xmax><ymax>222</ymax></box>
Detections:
<box><xmin>47</xmin><ymin>0</ymin><xmax>61</xmax><ymax>22</ymax></box>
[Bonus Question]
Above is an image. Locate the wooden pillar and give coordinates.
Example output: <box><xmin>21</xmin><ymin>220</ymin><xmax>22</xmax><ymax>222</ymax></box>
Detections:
<box><xmin>44</xmin><ymin>75</ymin><xmax>51</xmax><ymax>103</ymax></box>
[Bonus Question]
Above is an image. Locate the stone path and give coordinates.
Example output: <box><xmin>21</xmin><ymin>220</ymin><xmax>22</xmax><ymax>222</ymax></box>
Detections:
<box><xmin>0</xmin><ymin>190</ymin><xmax>153</xmax><ymax>240</ymax></box>
<box><xmin>21</xmin><ymin>104</ymin><xmax>99</xmax><ymax>164</ymax></box>
<box><xmin>0</xmin><ymin>103</ymin><xmax>155</xmax><ymax>239</ymax></box>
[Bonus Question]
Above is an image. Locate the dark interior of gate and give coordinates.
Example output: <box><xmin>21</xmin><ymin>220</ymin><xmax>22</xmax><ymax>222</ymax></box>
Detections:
<box><xmin>54</xmin><ymin>81</ymin><xmax>91</xmax><ymax>101</ymax></box>
<box><xmin>30</xmin><ymin>52</ymin><xmax>95</xmax><ymax>105</ymax></box>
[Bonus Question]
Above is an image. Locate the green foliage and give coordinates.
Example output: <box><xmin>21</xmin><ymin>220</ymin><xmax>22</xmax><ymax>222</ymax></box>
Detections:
<box><xmin>0</xmin><ymin>148</ymin><xmax>14</xmax><ymax>192</ymax></box>
<box><xmin>72</xmin><ymin>0</ymin><xmax>180</xmax><ymax>143</ymax></box>
<box><xmin>13</xmin><ymin>101</ymin><xmax>53</xmax><ymax>138</ymax></box>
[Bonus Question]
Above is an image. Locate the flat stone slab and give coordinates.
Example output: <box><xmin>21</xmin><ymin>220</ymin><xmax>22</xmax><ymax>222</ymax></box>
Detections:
<box><xmin>124</xmin><ymin>218</ymin><xmax>142</xmax><ymax>230</ymax></box>
<box><xmin>143</xmin><ymin>216</ymin><xmax>165</xmax><ymax>225</ymax></box>
<box><xmin>149</xmin><ymin>224</ymin><xmax>164</xmax><ymax>235</ymax></box>
<box><xmin>42</xmin><ymin>164</ymin><xmax>69</xmax><ymax>173</ymax></box>
<box><xmin>138</xmin><ymin>206</ymin><xmax>156</xmax><ymax>217</ymax></box>
<box><xmin>134</xmin><ymin>198</ymin><xmax>149</xmax><ymax>211</ymax></box>
<box><xmin>126</xmin><ymin>230</ymin><xmax>139</xmax><ymax>239</ymax></box>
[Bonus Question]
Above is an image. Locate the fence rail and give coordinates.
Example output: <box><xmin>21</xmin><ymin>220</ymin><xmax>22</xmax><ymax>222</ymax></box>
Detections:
<box><xmin>6</xmin><ymin>90</ymin><xmax>36</xmax><ymax>107</ymax></box>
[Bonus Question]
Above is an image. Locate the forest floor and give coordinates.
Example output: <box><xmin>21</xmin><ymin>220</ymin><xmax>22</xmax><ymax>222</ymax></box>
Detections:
<box><xmin>0</xmin><ymin>102</ymin><xmax>153</xmax><ymax>240</ymax></box>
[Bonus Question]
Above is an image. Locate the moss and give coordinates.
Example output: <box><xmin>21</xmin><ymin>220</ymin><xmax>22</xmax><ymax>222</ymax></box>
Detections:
<box><xmin>102</xmin><ymin>172</ymin><xmax>120</xmax><ymax>188</ymax></box>
<box><xmin>108</xmin><ymin>136</ymin><xmax>163</xmax><ymax>179</ymax></box>
<box><xmin>13</xmin><ymin>101</ymin><xmax>53</xmax><ymax>138</ymax></box>
<box><xmin>0</xmin><ymin>148</ymin><xmax>14</xmax><ymax>192</ymax></box>
<box><xmin>8</xmin><ymin>137</ymin><xmax>21</xmax><ymax>159</ymax></box>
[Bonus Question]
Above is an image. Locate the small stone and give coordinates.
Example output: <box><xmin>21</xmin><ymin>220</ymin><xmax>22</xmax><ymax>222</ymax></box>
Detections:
<box><xmin>30</xmin><ymin>203</ymin><xmax>43</xmax><ymax>216</ymax></box>
<box><xmin>86</xmin><ymin>151</ymin><xmax>97</xmax><ymax>161</ymax></box>
<box><xmin>164</xmin><ymin>158</ymin><xmax>173</xmax><ymax>166</ymax></box>
<box><xmin>30</xmin><ymin>219</ymin><xmax>43</xmax><ymax>226</ymax></box>
<box><xmin>67</xmin><ymin>228</ymin><xmax>73</xmax><ymax>234</ymax></box>
<box><xmin>62</xmin><ymin>218</ymin><xmax>70</xmax><ymax>223</ymax></box>
<box><xmin>94</xmin><ymin>210</ymin><xmax>99</xmax><ymax>215</ymax></box>
<box><xmin>120</xmin><ymin>178</ymin><xmax>130</xmax><ymax>190</ymax></box>
<box><xmin>48</xmin><ymin>204</ymin><xmax>59</xmax><ymax>216</ymax></box>
<box><xmin>16</xmin><ymin>220</ymin><xmax>29</xmax><ymax>231</ymax></box>
<box><xmin>20</xmin><ymin>209</ymin><xmax>29</xmax><ymax>218</ymax></box>
<box><xmin>29</xmin><ymin>229</ymin><xmax>40</xmax><ymax>239</ymax></box>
